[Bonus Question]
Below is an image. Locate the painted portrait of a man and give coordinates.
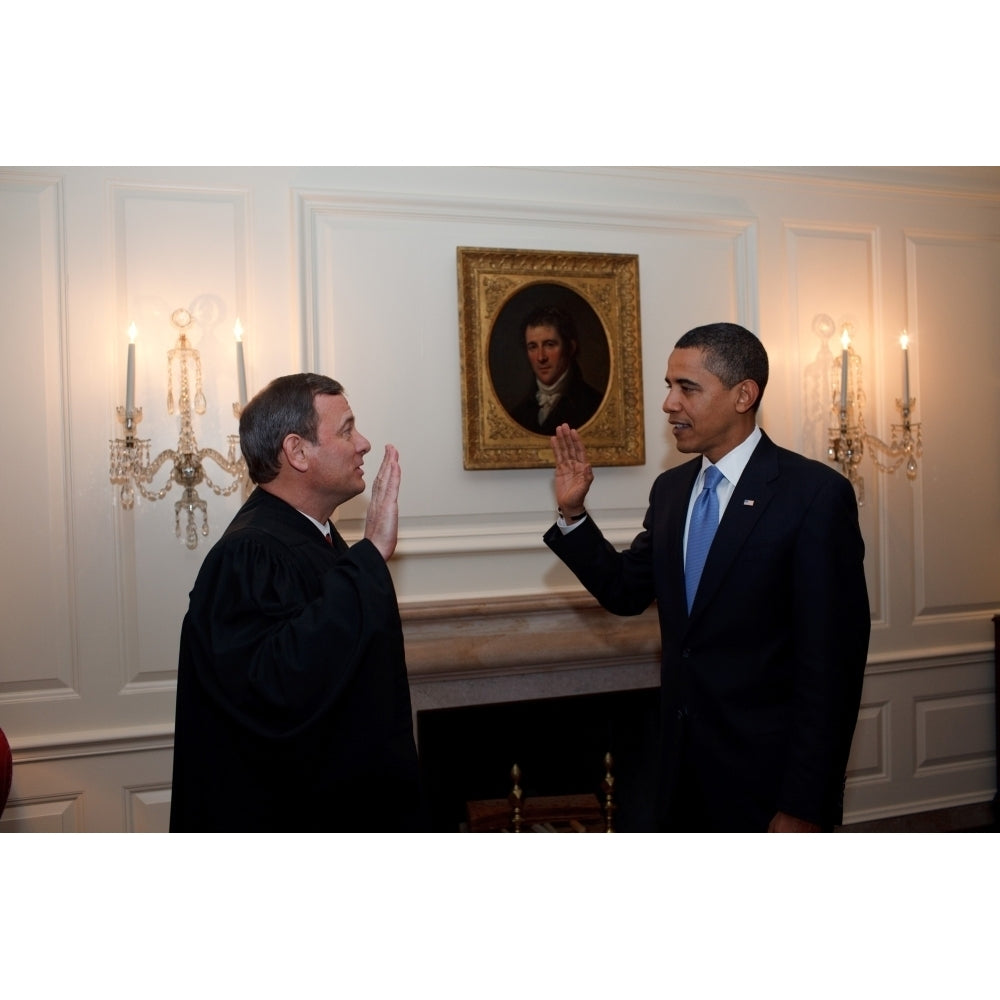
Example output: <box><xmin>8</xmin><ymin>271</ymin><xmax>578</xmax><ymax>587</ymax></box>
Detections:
<box><xmin>489</xmin><ymin>284</ymin><xmax>611</xmax><ymax>437</ymax></box>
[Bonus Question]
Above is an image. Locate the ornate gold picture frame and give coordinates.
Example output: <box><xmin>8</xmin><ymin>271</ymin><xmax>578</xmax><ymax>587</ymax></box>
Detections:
<box><xmin>457</xmin><ymin>247</ymin><xmax>644</xmax><ymax>470</ymax></box>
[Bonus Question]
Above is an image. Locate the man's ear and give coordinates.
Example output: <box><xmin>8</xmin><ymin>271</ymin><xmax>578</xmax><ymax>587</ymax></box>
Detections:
<box><xmin>281</xmin><ymin>434</ymin><xmax>309</xmax><ymax>473</ymax></box>
<box><xmin>735</xmin><ymin>379</ymin><xmax>760</xmax><ymax>413</ymax></box>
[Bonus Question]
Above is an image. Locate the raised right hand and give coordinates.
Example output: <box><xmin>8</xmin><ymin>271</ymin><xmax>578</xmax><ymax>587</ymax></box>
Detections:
<box><xmin>551</xmin><ymin>423</ymin><xmax>594</xmax><ymax>516</ymax></box>
<box><xmin>364</xmin><ymin>444</ymin><xmax>400</xmax><ymax>561</ymax></box>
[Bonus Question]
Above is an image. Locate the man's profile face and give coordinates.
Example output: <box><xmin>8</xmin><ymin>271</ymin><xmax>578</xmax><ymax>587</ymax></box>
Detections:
<box><xmin>302</xmin><ymin>393</ymin><xmax>372</xmax><ymax>508</ymax></box>
<box><xmin>524</xmin><ymin>323</ymin><xmax>574</xmax><ymax>387</ymax></box>
<box><xmin>662</xmin><ymin>347</ymin><xmax>748</xmax><ymax>463</ymax></box>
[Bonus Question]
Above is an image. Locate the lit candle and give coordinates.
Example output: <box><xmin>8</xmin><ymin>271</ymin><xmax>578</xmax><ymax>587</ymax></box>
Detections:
<box><xmin>125</xmin><ymin>322</ymin><xmax>137</xmax><ymax>418</ymax></box>
<box><xmin>839</xmin><ymin>327</ymin><xmax>850</xmax><ymax>415</ymax></box>
<box><xmin>900</xmin><ymin>330</ymin><xmax>910</xmax><ymax>405</ymax></box>
<box><xmin>234</xmin><ymin>318</ymin><xmax>248</xmax><ymax>408</ymax></box>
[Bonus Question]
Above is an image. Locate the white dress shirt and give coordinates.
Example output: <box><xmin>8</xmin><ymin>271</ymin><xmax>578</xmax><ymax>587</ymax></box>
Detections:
<box><xmin>682</xmin><ymin>425</ymin><xmax>762</xmax><ymax>563</ymax></box>
<box><xmin>298</xmin><ymin>508</ymin><xmax>332</xmax><ymax>540</ymax></box>
<box><xmin>557</xmin><ymin>426</ymin><xmax>764</xmax><ymax>550</ymax></box>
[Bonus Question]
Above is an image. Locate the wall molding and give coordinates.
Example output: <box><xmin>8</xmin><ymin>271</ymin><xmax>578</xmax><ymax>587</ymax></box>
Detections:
<box><xmin>0</xmin><ymin>173</ymin><xmax>78</xmax><ymax>702</ymax></box>
<box><xmin>107</xmin><ymin>180</ymin><xmax>254</xmax><ymax>690</ymax></box>
<box><xmin>295</xmin><ymin>186</ymin><xmax>758</xmax><ymax>375</ymax></box>
<box><xmin>9</xmin><ymin>726</ymin><xmax>174</xmax><ymax>763</ymax></box>
<box><xmin>905</xmin><ymin>228</ymin><xmax>1000</xmax><ymax>623</ymax></box>
<box><xmin>7</xmin><ymin>594</ymin><xmax>992</xmax><ymax>758</ymax></box>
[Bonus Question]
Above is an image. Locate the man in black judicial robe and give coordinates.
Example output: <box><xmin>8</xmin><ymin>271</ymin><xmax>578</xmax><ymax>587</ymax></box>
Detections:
<box><xmin>169</xmin><ymin>373</ymin><xmax>426</xmax><ymax>832</ymax></box>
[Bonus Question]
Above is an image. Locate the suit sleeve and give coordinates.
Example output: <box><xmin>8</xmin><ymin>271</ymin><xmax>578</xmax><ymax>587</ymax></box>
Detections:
<box><xmin>778</xmin><ymin>472</ymin><xmax>871</xmax><ymax>826</ymax></box>
<box><xmin>544</xmin><ymin>503</ymin><xmax>658</xmax><ymax>617</ymax></box>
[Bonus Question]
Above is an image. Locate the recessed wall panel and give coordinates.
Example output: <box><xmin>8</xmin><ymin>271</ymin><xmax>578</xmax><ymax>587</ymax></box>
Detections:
<box><xmin>786</xmin><ymin>224</ymin><xmax>882</xmax><ymax>620</ymax></box>
<box><xmin>845</xmin><ymin>701</ymin><xmax>888</xmax><ymax>781</ymax></box>
<box><xmin>0</xmin><ymin>176</ymin><xmax>76</xmax><ymax>699</ymax></box>
<box><xmin>110</xmin><ymin>185</ymin><xmax>252</xmax><ymax>688</ymax></box>
<box><xmin>125</xmin><ymin>784</ymin><xmax>172</xmax><ymax>832</ymax></box>
<box><xmin>915</xmin><ymin>692</ymin><xmax>995</xmax><ymax>772</ymax></box>
<box><xmin>0</xmin><ymin>796</ymin><xmax>82</xmax><ymax>833</ymax></box>
<box><xmin>298</xmin><ymin>191</ymin><xmax>756</xmax><ymax>601</ymax></box>
<box><xmin>908</xmin><ymin>234</ymin><xmax>1000</xmax><ymax>616</ymax></box>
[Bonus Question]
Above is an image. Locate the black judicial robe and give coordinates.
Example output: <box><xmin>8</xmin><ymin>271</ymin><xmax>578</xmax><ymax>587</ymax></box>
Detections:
<box><xmin>169</xmin><ymin>488</ymin><xmax>426</xmax><ymax>832</ymax></box>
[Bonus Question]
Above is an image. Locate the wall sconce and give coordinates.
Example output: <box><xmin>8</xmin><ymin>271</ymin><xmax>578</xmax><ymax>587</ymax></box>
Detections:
<box><xmin>826</xmin><ymin>319</ymin><xmax>922</xmax><ymax>505</ymax></box>
<box><xmin>109</xmin><ymin>307</ymin><xmax>250</xmax><ymax>549</ymax></box>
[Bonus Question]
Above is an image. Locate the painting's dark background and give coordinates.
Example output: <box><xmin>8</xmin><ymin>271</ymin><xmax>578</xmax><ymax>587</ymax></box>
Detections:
<box><xmin>488</xmin><ymin>281</ymin><xmax>612</xmax><ymax>417</ymax></box>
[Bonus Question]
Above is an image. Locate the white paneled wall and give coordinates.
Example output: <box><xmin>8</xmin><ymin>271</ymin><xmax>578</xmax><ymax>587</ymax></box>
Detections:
<box><xmin>1</xmin><ymin>166</ymin><xmax>997</xmax><ymax>831</ymax></box>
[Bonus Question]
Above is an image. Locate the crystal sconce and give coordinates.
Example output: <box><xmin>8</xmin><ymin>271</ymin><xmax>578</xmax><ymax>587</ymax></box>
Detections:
<box><xmin>109</xmin><ymin>307</ymin><xmax>250</xmax><ymax>549</ymax></box>
<box><xmin>821</xmin><ymin>315</ymin><xmax>922</xmax><ymax>506</ymax></box>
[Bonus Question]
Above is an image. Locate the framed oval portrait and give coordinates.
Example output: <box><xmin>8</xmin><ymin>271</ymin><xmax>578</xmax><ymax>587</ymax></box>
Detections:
<box><xmin>488</xmin><ymin>283</ymin><xmax>611</xmax><ymax>436</ymax></box>
<box><xmin>458</xmin><ymin>247</ymin><xmax>644</xmax><ymax>469</ymax></box>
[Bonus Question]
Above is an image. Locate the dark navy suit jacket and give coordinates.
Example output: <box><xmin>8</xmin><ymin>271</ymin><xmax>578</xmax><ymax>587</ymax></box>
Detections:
<box><xmin>545</xmin><ymin>431</ymin><xmax>870</xmax><ymax>831</ymax></box>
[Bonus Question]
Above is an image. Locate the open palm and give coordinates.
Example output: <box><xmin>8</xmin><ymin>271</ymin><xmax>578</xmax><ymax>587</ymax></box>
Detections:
<box><xmin>551</xmin><ymin>424</ymin><xmax>594</xmax><ymax>513</ymax></box>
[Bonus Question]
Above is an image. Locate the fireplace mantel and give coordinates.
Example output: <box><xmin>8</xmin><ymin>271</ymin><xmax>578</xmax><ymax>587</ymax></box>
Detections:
<box><xmin>402</xmin><ymin>593</ymin><xmax>662</xmax><ymax>829</ymax></box>
<box><xmin>401</xmin><ymin>592</ymin><xmax>662</xmax><ymax>721</ymax></box>
<box><xmin>401</xmin><ymin>592</ymin><xmax>661</xmax><ymax>680</ymax></box>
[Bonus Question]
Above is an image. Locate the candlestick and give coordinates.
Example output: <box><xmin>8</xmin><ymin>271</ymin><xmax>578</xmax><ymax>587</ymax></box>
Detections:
<box><xmin>234</xmin><ymin>318</ymin><xmax>248</xmax><ymax>408</ymax></box>
<box><xmin>822</xmin><ymin>314</ymin><xmax>923</xmax><ymax>503</ymax></box>
<box><xmin>839</xmin><ymin>328</ymin><xmax>850</xmax><ymax>416</ymax></box>
<box><xmin>110</xmin><ymin>307</ymin><xmax>249</xmax><ymax>548</ymax></box>
<box><xmin>125</xmin><ymin>322</ymin><xmax>137</xmax><ymax>418</ymax></box>
<box><xmin>900</xmin><ymin>330</ymin><xmax>910</xmax><ymax>407</ymax></box>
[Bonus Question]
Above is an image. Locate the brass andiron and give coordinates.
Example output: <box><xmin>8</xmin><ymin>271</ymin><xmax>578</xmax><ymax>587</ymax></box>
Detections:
<box><xmin>601</xmin><ymin>752</ymin><xmax>616</xmax><ymax>833</ymax></box>
<box><xmin>486</xmin><ymin>755</ymin><xmax>616</xmax><ymax>832</ymax></box>
<box><xmin>508</xmin><ymin>763</ymin><xmax>524</xmax><ymax>833</ymax></box>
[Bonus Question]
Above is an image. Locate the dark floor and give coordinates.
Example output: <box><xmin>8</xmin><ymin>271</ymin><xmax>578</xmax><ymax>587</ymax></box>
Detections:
<box><xmin>836</xmin><ymin>799</ymin><xmax>996</xmax><ymax>832</ymax></box>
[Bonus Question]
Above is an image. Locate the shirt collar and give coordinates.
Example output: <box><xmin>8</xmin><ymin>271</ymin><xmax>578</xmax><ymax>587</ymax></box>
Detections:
<box><xmin>701</xmin><ymin>425</ymin><xmax>762</xmax><ymax>485</ymax></box>
<box><xmin>296</xmin><ymin>508</ymin><xmax>331</xmax><ymax>538</ymax></box>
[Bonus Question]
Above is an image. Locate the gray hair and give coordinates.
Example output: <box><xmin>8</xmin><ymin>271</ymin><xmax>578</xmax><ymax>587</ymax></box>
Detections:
<box><xmin>239</xmin><ymin>373</ymin><xmax>345</xmax><ymax>484</ymax></box>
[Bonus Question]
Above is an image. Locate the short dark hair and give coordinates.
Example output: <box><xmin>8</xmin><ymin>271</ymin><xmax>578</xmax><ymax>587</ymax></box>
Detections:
<box><xmin>675</xmin><ymin>322</ymin><xmax>769</xmax><ymax>409</ymax></box>
<box><xmin>521</xmin><ymin>304</ymin><xmax>578</xmax><ymax>346</ymax></box>
<box><xmin>239</xmin><ymin>373</ymin><xmax>345</xmax><ymax>485</ymax></box>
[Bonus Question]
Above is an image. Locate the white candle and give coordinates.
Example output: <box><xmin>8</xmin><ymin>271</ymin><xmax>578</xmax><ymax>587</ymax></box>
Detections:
<box><xmin>125</xmin><ymin>322</ymin><xmax>137</xmax><ymax>417</ymax></box>
<box><xmin>900</xmin><ymin>330</ymin><xmax>910</xmax><ymax>404</ymax></box>
<box><xmin>839</xmin><ymin>327</ymin><xmax>850</xmax><ymax>415</ymax></box>
<box><xmin>234</xmin><ymin>318</ymin><xmax>248</xmax><ymax>408</ymax></box>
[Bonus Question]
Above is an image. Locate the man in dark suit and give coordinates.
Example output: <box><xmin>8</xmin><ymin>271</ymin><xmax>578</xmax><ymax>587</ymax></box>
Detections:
<box><xmin>170</xmin><ymin>373</ymin><xmax>426</xmax><ymax>832</ymax></box>
<box><xmin>545</xmin><ymin>323</ymin><xmax>870</xmax><ymax>832</ymax></box>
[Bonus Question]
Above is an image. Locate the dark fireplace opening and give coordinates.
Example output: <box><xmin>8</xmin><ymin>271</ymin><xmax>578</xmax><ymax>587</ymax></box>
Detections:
<box><xmin>417</xmin><ymin>686</ymin><xmax>660</xmax><ymax>832</ymax></box>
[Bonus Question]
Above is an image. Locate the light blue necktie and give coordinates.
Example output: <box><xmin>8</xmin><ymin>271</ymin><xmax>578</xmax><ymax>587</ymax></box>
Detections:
<box><xmin>685</xmin><ymin>465</ymin><xmax>724</xmax><ymax>612</ymax></box>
